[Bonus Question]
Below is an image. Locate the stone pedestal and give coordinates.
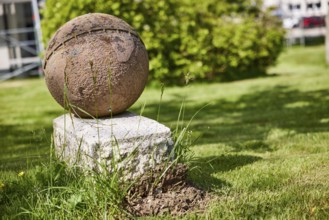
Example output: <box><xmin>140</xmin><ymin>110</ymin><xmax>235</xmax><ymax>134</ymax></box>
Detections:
<box><xmin>53</xmin><ymin>112</ymin><xmax>173</xmax><ymax>179</ymax></box>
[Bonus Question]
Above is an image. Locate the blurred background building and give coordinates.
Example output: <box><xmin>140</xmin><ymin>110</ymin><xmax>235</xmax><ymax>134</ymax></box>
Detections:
<box><xmin>0</xmin><ymin>0</ymin><xmax>43</xmax><ymax>80</ymax></box>
<box><xmin>265</xmin><ymin>0</ymin><xmax>328</xmax><ymax>27</ymax></box>
<box><xmin>264</xmin><ymin>0</ymin><xmax>329</xmax><ymax>45</ymax></box>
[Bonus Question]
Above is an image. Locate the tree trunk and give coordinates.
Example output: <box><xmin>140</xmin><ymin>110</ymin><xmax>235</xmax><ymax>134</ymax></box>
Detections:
<box><xmin>326</xmin><ymin>9</ymin><xmax>329</xmax><ymax>64</ymax></box>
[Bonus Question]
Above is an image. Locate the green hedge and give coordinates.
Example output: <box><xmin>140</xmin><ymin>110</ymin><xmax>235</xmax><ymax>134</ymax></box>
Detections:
<box><xmin>41</xmin><ymin>0</ymin><xmax>285</xmax><ymax>85</ymax></box>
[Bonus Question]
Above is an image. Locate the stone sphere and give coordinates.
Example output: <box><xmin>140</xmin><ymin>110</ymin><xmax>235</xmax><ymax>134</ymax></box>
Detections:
<box><xmin>43</xmin><ymin>13</ymin><xmax>148</xmax><ymax>118</ymax></box>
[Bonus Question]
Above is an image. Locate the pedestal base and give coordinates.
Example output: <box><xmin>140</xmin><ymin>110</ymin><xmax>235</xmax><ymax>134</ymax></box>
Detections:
<box><xmin>53</xmin><ymin>112</ymin><xmax>173</xmax><ymax>179</ymax></box>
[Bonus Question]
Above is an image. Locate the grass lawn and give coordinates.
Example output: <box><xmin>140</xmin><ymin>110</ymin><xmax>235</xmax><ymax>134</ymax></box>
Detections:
<box><xmin>1</xmin><ymin>45</ymin><xmax>329</xmax><ymax>219</ymax></box>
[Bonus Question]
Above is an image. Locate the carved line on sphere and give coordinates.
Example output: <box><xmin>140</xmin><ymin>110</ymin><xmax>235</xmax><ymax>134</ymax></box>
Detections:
<box><xmin>43</xmin><ymin>28</ymin><xmax>144</xmax><ymax>70</ymax></box>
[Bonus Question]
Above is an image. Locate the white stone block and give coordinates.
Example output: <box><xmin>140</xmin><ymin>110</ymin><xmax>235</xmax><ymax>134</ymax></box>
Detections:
<box><xmin>53</xmin><ymin>112</ymin><xmax>173</xmax><ymax>179</ymax></box>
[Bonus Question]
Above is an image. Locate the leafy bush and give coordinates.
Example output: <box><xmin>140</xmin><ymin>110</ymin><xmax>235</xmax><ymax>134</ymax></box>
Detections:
<box><xmin>41</xmin><ymin>0</ymin><xmax>285</xmax><ymax>85</ymax></box>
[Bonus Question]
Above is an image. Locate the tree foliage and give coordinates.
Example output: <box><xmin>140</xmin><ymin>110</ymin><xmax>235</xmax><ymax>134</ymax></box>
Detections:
<box><xmin>41</xmin><ymin>0</ymin><xmax>285</xmax><ymax>85</ymax></box>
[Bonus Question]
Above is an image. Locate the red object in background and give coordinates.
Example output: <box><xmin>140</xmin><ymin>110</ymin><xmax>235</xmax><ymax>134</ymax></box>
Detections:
<box><xmin>302</xmin><ymin>16</ymin><xmax>326</xmax><ymax>28</ymax></box>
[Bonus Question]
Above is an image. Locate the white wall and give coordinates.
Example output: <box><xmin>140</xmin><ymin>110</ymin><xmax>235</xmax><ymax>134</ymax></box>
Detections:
<box><xmin>0</xmin><ymin>47</ymin><xmax>10</xmax><ymax>70</ymax></box>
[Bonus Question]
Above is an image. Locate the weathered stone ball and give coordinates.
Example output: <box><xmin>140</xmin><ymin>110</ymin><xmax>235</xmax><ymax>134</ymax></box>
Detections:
<box><xmin>43</xmin><ymin>13</ymin><xmax>148</xmax><ymax>118</ymax></box>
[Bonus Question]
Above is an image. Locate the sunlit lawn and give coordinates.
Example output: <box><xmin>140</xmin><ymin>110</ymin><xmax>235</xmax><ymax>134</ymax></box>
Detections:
<box><xmin>1</xmin><ymin>45</ymin><xmax>329</xmax><ymax>218</ymax></box>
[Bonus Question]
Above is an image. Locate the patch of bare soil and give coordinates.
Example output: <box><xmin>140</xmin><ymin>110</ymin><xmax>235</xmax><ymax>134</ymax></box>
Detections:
<box><xmin>125</xmin><ymin>163</ymin><xmax>210</xmax><ymax>217</ymax></box>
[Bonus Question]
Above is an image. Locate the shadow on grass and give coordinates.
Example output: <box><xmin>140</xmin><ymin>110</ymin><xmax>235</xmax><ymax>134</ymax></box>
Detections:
<box><xmin>189</xmin><ymin>154</ymin><xmax>262</xmax><ymax>190</ymax></box>
<box><xmin>231</xmin><ymin>140</ymin><xmax>273</xmax><ymax>153</ymax></box>
<box><xmin>0</xmin><ymin>110</ymin><xmax>60</xmax><ymax>171</ymax></box>
<box><xmin>132</xmin><ymin>85</ymin><xmax>329</xmax><ymax>147</ymax></box>
<box><xmin>2</xmin><ymin>84</ymin><xmax>329</xmax><ymax>171</ymax></box>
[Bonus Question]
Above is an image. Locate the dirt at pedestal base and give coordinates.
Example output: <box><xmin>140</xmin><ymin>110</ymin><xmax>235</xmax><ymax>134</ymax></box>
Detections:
<box><xmin>125</xmin><ymin>164</ymin><xmax>210</xmax><ymax>217</ymax></box>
